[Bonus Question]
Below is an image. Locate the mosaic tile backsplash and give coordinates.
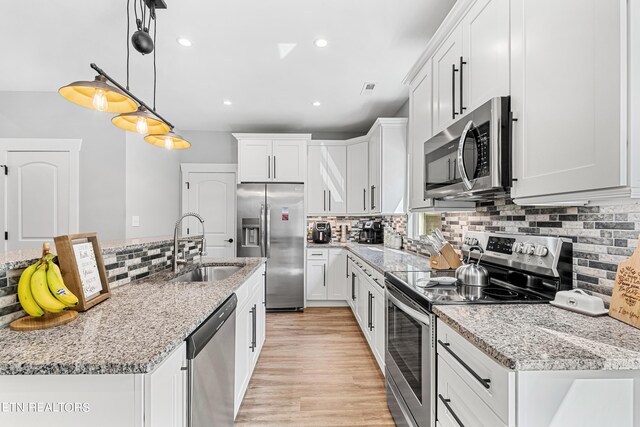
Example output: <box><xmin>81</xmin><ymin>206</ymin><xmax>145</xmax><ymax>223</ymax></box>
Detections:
<box><xmin>309</xmin><ymin>199</ymin><xmax>640</xmax><ymax>305</ymax></box>
<box><xmin>0</xmin><ymin>240</ymin><xmax>202</xmax><ymax>328</ymax></box>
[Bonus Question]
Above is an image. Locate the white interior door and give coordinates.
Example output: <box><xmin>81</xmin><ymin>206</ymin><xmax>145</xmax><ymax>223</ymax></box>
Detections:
<box><xmin>6</xmin><ymin>151</ymin><xmax>71</xmax><ymax>250</ymax></box>
<box><xmin>186</xmin><ymin>171</ymin><xmax>236</xmax><ymax>258</ymax></box>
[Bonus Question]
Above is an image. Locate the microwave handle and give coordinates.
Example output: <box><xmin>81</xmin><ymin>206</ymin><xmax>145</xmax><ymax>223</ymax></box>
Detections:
<box><xmin>457</xmin><ymin>120</ymin><xmax>475</xmax><ymax>190</ymax></box>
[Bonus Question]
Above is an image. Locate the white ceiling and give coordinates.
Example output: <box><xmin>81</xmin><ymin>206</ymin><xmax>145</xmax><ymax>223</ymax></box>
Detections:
<box><xmin>0</xmin><ymin>0</ymin><xmax>454</xmax><ymax>134</ymax></box>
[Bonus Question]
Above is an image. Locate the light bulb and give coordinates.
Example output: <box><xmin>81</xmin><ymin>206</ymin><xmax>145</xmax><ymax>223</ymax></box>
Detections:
<box><xmin>164</xmin><ymin>136</ymin><xmax>174</xmax><ymax>150</ymax></box>
<box><xmin>135</xmin><ymin>117</ymin><xmax>148</xmax><ymax>134</ymax></box>
<box><xmin>92</xmin><ymin>89</ymin><xmax>108</xmax><ymax>112</ymax></box>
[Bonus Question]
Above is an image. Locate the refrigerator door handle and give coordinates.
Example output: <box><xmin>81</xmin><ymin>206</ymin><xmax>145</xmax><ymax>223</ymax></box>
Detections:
<box><xmin>266</xmin><ymin>204</ymin><xmax>272</xmax><ymax>258</ymax></box>
<box><xmin>260</xmin><ymin>203</ymin><xmax>266</xmax><ymax>257</ymax></box>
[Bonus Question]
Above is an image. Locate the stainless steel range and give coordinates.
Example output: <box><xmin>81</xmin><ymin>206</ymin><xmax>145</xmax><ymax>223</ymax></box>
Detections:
<box><xmin>384</xmin><ymin>231</ymin><xmax>573</xmax><ymax>427</ymax></box>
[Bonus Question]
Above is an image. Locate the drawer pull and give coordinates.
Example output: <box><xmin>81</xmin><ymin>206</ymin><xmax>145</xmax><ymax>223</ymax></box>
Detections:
<box><xmin>438</xmin><ymin>340</ymin><xmax>491</xmax><ymax>389</ymax></box>
<box><xmin>439</xmin><ymin>394</ymin><xmax>465</xmax><ymax>427</ymax></box>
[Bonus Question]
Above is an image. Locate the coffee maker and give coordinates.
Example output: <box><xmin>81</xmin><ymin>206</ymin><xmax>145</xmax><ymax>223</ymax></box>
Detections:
<box><xmin>358</xmin><ymin>220</ymin><xmax>383</xmax><ymax>244</ymax></box>
<box><xmin>312</xmin><ymin>222</ymin><xmax>332</xmax><ymax>244</ymax></box>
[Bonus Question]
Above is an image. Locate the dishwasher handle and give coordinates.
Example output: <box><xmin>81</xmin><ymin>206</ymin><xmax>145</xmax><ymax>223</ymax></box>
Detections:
<box><xmin>186</xmin><ymin>293</ymin><xmax>238</xmax><ymax>360</ymax></box>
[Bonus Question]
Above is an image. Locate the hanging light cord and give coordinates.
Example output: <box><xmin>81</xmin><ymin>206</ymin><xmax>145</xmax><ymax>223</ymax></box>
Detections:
<box><xmin>126</xmin><ymin>0</ymin><xmax>130</xmax><ymax>90</ymax></box>
<box><xmin>153</xmin><ymin>7</ymin><xmax>157</xmax><ymax>110</ymax></box>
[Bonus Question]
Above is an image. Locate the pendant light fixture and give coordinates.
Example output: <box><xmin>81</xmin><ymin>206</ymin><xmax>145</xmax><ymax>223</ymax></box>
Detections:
<box><xmin>59</xmin><ymin>75</ymin><xmax>137</xmax><ymax>113</ymax></box>
<box><xmin>112</xmin><ymin>105</ymin><xmax>170</xmax><ymax>134</ymax></box>
<box><xmin>144</xmin><ymin>131</ymin><xmax>191</xmax><ymax>150</ymax></box>
<box><xmin>58</xmin><ymin>0</ymin><xmax>191</xmax><ymax>150</ymax></box>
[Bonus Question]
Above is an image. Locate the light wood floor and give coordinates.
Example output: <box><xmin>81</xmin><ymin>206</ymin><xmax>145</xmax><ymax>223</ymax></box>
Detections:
<box><xmin>235</xmin><ymin>307</ymin><xmax>395</xmax><ymax>427</ymax></box>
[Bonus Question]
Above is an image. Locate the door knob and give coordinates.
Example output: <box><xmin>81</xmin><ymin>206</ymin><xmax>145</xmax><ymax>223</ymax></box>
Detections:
<box><xmin>227</xmin><ymin>238</ymin><xmax>234</xmax><ymax>243</ymax></box>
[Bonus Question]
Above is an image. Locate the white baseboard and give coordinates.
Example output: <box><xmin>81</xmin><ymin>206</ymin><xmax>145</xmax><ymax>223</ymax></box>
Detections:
<box><xmin>305</xmin><ymin>300</ymin><xmax>349</xmax><ymax>307</ymax></box>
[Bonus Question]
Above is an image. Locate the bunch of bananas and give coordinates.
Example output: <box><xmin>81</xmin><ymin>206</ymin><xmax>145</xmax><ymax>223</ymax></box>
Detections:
<box><xmin>17</xmin><ymin>254</ymin><xmax>79</xmax><ymax>316</ymax></box>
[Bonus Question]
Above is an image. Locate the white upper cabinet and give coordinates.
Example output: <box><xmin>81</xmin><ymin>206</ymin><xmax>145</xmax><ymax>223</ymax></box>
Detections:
<box><xmin>510</xmin><ymin>0</ymin><xmax>626</xmax><ymax>202</ymax></box>
<box><xmin>368</xmin><ymin>127</ymin><xmax>382</xmax><ymax>213</ymax></box>
<box><xmin>272</xmin><ymin>139</ymin><xmax>306</xmax><ymax>182</ymax></box>
<box><xmin>307</xmin><ymin>143</ymin><xmax>347</xmax><ymax>215</ymax></box>
<box><xmin>326</xmin><ymin>146</ymin><xmax>347</xmax><ymax>214</ymax></box>
<box><xmin>237</xmin><ymin>139</ymin><xmax>272</xmax><ymax>182</ymax></box>
<box><xmin>461</xmin><ymin>0</ymin><xmax>510</xmax><ymax>112</ymax></box>
<box><xmin>433</xmin><ymin>26</ymin><xmax>464</xmax><ymax>134</ymax></box>
<box><xmin>347</xmin><ymin>140</ymin><xmax>369</xmax><ymax>215</ymax></box>
<box><xmin>409</xmin><ymin>60</ymin><xmax>433</xmax><ymax>210</ymax></box>
<box><xmin>234</xmin><ymin>134</ymin><xmax>309</xmax><ymax>183</ymax></box>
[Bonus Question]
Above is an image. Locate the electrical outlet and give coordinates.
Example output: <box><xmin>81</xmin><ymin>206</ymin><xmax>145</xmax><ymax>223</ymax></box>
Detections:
<box><xmin>132</xmin><ymin>216</ymin><xmax>140</xmax><ymax>227</ymax></box>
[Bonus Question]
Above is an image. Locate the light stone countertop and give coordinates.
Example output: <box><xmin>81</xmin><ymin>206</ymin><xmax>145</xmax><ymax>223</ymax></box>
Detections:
<box><xmin>307</xmin><ymin>242</ymin><xmax>431</xmax><ymax>274</ymax></box>
<box><xmin>433</xmin><ymin>304</ymin><xmax>640</xmax><ymax>371</ymax></box>
<box><xmin>0</xmin><ymin>257</ymin><xmax>266</xmax><ymax>375</ymax></box>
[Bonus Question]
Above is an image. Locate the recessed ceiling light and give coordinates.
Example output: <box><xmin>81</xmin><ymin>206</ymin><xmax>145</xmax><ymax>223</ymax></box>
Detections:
<box><xmin>312</xmin><ymin>101</ymin><xmax>321</xmax><ymax>107</ymax></box>
<box><xmin>176</xmin><ymin>37</ymin><xmax>192</xmax><ymax>47</ymax></box>
<box><xmin>223</xmin><ymin>100</ymin><xmax>232</xmax><ymax>106</ymax></box>
<box><xmin>314</xmin><ymin>39</ymin><xmax>328</xmax><ymax>48</ymax></box>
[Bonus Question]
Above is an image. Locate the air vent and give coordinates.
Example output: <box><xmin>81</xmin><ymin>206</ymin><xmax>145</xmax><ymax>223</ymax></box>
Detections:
<box><xmin>360</xmin><ymin>82</ymin><xmax>376</xmax><ymax>95</ymax></box>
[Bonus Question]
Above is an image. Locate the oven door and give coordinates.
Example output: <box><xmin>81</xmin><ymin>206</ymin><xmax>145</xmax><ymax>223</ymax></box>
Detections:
<box><xmin>385</xmin><ymin>282</ymin><xmax>435</xmax><ymax>427</ymax></box>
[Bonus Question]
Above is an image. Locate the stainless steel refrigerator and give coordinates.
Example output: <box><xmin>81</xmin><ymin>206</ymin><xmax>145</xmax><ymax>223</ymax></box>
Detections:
<box><xmin>237</xmin><ymin>184</ymin><xmax>304</xmax><ymax>310</ymax></box>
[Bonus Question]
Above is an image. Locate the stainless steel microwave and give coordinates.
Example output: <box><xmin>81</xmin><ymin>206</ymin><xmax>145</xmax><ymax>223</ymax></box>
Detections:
<box><xmin>424</xmin><ymin>97</ymin><xmax>512</xmax><ymax>200</ymax></box>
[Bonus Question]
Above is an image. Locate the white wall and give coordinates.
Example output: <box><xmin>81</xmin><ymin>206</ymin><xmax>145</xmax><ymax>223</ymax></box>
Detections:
<box><xmin>0</xmin><ymin>91</ymin><xmax>127</xmax><ymax>240</ymax></box>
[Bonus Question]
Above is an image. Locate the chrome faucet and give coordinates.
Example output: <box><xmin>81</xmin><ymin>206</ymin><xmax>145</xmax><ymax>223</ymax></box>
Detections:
<box><xmin>173</xmin><ymin>212</ymin><xmax>207</xmax><ymax>272</ymax></box>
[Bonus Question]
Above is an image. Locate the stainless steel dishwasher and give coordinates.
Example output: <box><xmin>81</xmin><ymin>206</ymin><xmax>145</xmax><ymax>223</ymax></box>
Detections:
<box><xmin>186</xmin><ymin>293</ymin><xmax>237</xmax><ymax>427</ymax></box>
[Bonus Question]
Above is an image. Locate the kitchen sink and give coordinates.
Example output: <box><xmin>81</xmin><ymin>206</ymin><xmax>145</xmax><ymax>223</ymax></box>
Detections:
<box><xmin>170</xmin><ymin>265</ymin><xmax>243</xmax><ymax>283</ymax></box>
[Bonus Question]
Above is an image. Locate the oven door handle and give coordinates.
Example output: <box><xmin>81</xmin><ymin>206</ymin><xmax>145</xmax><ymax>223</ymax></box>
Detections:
<box><xmin>457</xmin><ymin>119</ymin><xmax>475</xmax><ymax>191</ymax></box>
<box><xmin>386</xmin><ymin>291</ymin><xmax>431</xmax><ymax>326</ymax></box>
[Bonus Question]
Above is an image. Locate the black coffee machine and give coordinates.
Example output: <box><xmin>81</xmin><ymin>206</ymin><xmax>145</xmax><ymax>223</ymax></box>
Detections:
<box><xmin>312</xmin><ymin>222</ymin><xmax>332</xmax><ymax>243</ymax></box>
<box><xmin>358</xmin><ymin>220</ymin><xmax>383</xmax><ymax>244</ymax></box>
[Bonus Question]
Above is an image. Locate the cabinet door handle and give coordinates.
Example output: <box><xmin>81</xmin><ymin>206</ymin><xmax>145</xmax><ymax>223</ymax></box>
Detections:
<box><xmin>363</xmin><ymin>188</ymin><xmax>367</xmax><ymax>211</ymax></box>
<box><xmin>346</xmin><ymin>255</ymin><xmax>349</xmax><ymax>278</ymax></box>
<box><xmin>273</xmin><ymin>156</ymin><xmax>277</xmax><ymax>179</ymax></box>
<box><xmin>351</xmin><ymin>273</ymin><xmax>356</xmax><ymax>301</ymax></box>
<box><xmin>323</xmin><ymin>190</ymin><xmax>326</xmax><ymax>211</ymax></box>
<box><xmin>459</xmin><ymin>56</ymin><xmax>467</xmax><ymax>113</ymax></box>
<box><xmin>452</xmin><ymin>63</ymin><xmax>459</xmax><ymax>120</ymax></box>
<box><xmin>447</xmin><ymin>158</ymin><xmax>451</xmax><ymax>181</ymax></box>
<box><xmin>323</xmin><ymin>264</ymin><xmax>326</xmax><ymax>287</ymax></box>
<box><xmin>370</xmin><ymin>185</ymin><xmax>376</xmax><ymax>210</ymax></box>
<box><xmin>370</xmin><ymin>293</ymin><xmax>375</xmax><ymax>331</ymax></box>
<box><xmin>368</xmin><ymin>292</ymin><xmax>373</xmax><ymax>331</ymax></box>
<box><xmin>249</xmin><ymin>305</ymin><xmax>257</xmax><ymax>352</ymax></box>
<box><xmin>328</xmin><ymin>190</ymin><xmax>332</xmax><ymax>211</ymax></box>
<box><xmin>439</xmin><ymin>394</ymin><xmax>465</xmax><ymax>427</ymax></box>
<box><xmin>267</xmin><ymin>155</ymin><xmax>271</xmax><ymax>179</ymax></box>
<box><xmin>438</xmin><ymin>340</ymin><xmax>491</xmax><ymax>389</ymax></box>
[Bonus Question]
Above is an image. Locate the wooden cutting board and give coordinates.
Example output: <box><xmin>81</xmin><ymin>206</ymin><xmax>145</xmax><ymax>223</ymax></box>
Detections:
<box><xmin>609</xmin><ymin>237</ymin><xmax>640</xmax><ymax>329</ymax></box>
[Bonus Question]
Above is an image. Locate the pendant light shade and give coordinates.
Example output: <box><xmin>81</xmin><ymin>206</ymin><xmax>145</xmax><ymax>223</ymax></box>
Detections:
<box><xmin>59</xmin><ymin>75</ymin><xmax>137</xmax><ymax>113</ymax></box>
<box><xmin>144</xmin><ymin>131</ymin><xmax>191</xmax><ymax>150</ymax></box>
<box><xmin>111</xmin><ymin>106</ymin><xmax>170</xmax><ymax>134</ymax></box>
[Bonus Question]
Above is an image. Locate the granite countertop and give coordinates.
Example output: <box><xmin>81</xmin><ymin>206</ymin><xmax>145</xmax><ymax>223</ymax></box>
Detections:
<box><xmin>0</xmin><ymin>257</ymin><xmax>266</xmax><ymax>375</ymax></box>
<box><xmin>434</xmin><ymin>304</ymin><xmax>640</xmax><ymax>371</ymax></box>
<box><xmin>307</xmin><ymin>242</ymin><xmax>431</xmax><ymax>274</ymax></box>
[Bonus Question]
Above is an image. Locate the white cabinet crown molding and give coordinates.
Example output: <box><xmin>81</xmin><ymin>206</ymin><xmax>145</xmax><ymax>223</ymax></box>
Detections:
<box><xmin>403</xmin><ymin>0</ymin><xmax>477</xmax><ymax>86</ymax></box>
<box><xmin>232</xmin><ymin>133</ymin><xmax>312</xmax><ymax>140</ymax></box>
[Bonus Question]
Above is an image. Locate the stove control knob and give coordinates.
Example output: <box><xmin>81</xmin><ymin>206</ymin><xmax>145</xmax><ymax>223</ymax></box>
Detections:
<box><xmin>534</xmin><ymin>245</ymin><xmax>549</xmax><ymax>257</ymax></box>
<box><xmin>512</xmin><ymin>242</ymin><xmax>523</xmax><ymax>253</ymax></box>
<box><xmin>524</xmin><ymin>243</ymin><xmax>535</xmax><ymax>255</ymax></box>
<box><xmin>468</xmin><ymin>238</ymin><xmax>479</xmax><ymax>246</ymax></box>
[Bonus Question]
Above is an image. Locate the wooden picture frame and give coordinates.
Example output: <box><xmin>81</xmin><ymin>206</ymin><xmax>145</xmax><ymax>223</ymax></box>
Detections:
<box><xmin>53</xmin><ymin>233</ymin><xmax>111</xmax><ymax>311</ymax></box>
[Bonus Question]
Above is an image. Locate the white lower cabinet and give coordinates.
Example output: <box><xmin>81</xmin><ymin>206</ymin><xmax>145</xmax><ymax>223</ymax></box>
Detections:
<box><xmin>436</xmin><ymin>319</ymin><xmax>640</xmax><ymax>427</ymax></box>
<box><xmin>306</xmin><ymin>248</ymin><xmax>348</xmax><ymax>303</ymax></box>
<box><xmin>234</xmin><ymin>264</ymin><xmax>267</xmax><ymax>418</ymax></box>
<box><xmin>145</xmin><ymin>342</ymin><xmax>188</xmax><ymax>427</ymax></box>
<box><xmin>347</xmin><ymin>254</ymin><xmax>385</xmax><ymax>373</ymax></box>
